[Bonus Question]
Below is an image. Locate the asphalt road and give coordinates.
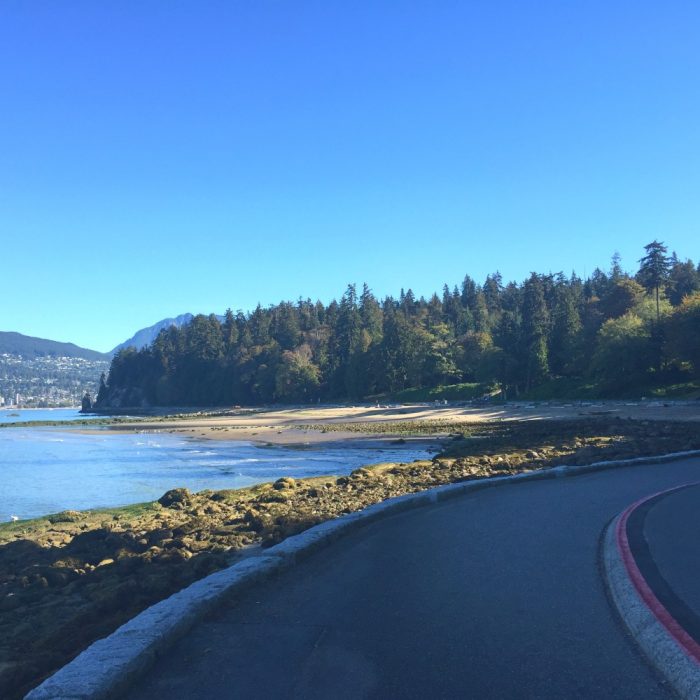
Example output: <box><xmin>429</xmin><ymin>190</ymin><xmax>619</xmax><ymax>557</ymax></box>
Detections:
<box><xmin>645</xmin><ymin>483</ymin><xmax>700</xmax><ymax>620</ymax></box>
<box><xmin>127</xmin><ymin>457</ymin><xmax>700</xmax><ymax>699</ymax></box>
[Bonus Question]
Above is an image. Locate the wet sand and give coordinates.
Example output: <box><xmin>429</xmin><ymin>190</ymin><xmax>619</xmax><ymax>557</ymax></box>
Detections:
<box><xmin>74</xmin><ymin>401</ymin><xmax>700</xmax><ymax>444</ymax></box>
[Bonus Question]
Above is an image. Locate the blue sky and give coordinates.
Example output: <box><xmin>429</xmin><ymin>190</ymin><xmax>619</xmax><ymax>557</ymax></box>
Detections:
<box><xmin>1</xmin><ymin>2</ymin><xmax>699</xmax><ymax>352</ymax></box>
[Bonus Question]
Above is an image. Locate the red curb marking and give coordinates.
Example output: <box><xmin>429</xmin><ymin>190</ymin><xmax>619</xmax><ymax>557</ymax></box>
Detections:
<box><xmin>615</xmin><ymin>483</ymin><xmax>700</xmax><ymax>666</ymax></box>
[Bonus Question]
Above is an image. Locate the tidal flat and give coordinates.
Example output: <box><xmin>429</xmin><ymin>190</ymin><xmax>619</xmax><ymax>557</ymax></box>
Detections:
<box><xmin>2</xmin><ymin>414</ymin><xmax>700</xmax><ymax>698</ymax></box>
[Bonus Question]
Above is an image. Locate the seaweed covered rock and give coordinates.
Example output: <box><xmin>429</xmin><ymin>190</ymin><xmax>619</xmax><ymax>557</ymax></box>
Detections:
<box><xmin>272</xmin><ymin>477</ymin><xmax>296</xmax><ymax>491</ymax></box>
<box><xmin>158</xmin><ymin>488</ymin><xmax>192</xmax><ymax>509</ymax></box>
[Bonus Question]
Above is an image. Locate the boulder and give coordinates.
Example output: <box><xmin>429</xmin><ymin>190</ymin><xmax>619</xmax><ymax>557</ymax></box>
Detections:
<box><xmin>158</xmin><ymin>488</ymin><xmax>192</xmax><ymax>508</ymax></box>
<box><xmin>273</xmin><ymin>477</ymin><xmax>296</xmax><ymax>491</ymax></box>
<box><xmin>47</xmin><ymin>510</ymin><xmax>83</xmax><ymax>524</ymax></box>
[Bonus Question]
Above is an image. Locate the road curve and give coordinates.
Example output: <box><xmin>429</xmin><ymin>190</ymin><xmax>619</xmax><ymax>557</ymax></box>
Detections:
<box><xmin>127</xmin><ymin>457</ymin><xmax>700</xmax><ymax>699</ymax></box>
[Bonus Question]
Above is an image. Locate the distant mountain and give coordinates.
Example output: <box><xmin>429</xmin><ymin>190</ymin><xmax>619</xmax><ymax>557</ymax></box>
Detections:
<box><xmin>111</xmin><ymin>314</ymin><xmax>195</xmax><ymax>353</ymax></box>
<box><xmin>0</xmin><ymin>331</ymin><xmax>109</xmax><ymax>361</ymax></box>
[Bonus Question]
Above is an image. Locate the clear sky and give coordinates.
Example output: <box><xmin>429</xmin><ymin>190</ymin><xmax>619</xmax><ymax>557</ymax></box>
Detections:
<box><xmin>1</xmin><ymin>2</ymin><xmax>699</xmax><ymax>352</ymax></box>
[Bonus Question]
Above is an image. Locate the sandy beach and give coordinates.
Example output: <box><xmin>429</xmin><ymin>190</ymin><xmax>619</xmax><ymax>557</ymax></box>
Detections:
<box><xmin>75</xmin><ymin>400</ymin><xmax>700</xmax><ymax>444</ymax></box>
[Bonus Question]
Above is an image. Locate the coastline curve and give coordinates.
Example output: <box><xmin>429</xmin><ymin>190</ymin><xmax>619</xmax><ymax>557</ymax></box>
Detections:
<box><xmin>27</xmin><ymin>448</ymin><xmax>700</xmax><ymax>699</ymax></box>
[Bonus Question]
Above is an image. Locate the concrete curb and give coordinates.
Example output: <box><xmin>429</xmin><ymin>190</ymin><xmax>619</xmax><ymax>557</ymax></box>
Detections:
<box><xmin>601</xmin><ymin>495</ymin><xmax>700</xmax><ymax>699</ymax></box>
<box><xmin>26</xmin><ymin>448</ymin><xmax>700</xmax><ymax>699</ymax></box>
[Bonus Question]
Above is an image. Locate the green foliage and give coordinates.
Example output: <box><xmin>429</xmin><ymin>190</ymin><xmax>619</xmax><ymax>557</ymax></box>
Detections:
<box><xmin>664</xmin><ymin>292</ymin><xmax>700</xmax><ymax>375</ymax></box>
<box><xmin>667</xmin><ymin>257</ymin><xmax>700</xmax><ymax>306</ymax></box>
<box><xmin>549</xmin><ymin>280</ymin><xmax>582</xmax><ymax>376</ymax></box>
<box><xmin>96</xmin><ymin>242</ymin><xmax>700</xmax><ymax>407</ymax></box>
<box><xmin>637</xmin><ymin>240</ymin><xmax>671</xmax><ymax>322</ymax></box>
<box><xmin>518</xmin><ymin>377</ymin><xmax>600</xmax><ymax>400</ymax></box>
<box><xmin>377</xmin><ymin>382</ymin><xmax>484</xmax><ymax>403</ymax></box>
<box><xmin>275</xmin><ymin>347</ymin><xmax>320</xmax><ymax>402</ymax></box>
<box><xmin>592</xmin><ymin>313</ymin><xmax>653</xmax><ymax>387</ymax></box>
<box><xmin>521</xmin><ymin>274</ymin><xmax>549</xmax><ymax>389</ymax></box>
<box><xmin>599</xmin><ymin>278</ymin><xmax>645</xmax><ymax>319</ymax></box>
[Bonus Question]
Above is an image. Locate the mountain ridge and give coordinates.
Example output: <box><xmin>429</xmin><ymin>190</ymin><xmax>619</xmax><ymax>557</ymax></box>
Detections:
<box><xmin>111</xmin><ymin>313</ymin><xmax>195</xmax><ymax>353</ymax></box>
<box><xmin>0</xmin><ymin>331</ymin><xmax>109</xmax><ymax>361</ymax></box>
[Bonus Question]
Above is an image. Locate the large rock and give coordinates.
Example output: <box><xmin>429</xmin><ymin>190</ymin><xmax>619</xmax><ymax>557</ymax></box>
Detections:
<box><xmin>158</xmin><ymin>488</ymin><xmax>192</xmax><ymax>508</ymax></box>
<box><xmin>47</xmin><ymin>510</ymin><xmax>83</xmax><ymax>524</ymax></box>
<box><xmin>273</xmin><ymin>477</ymin><xmax>296</xmax><ymax>491</ymax></box>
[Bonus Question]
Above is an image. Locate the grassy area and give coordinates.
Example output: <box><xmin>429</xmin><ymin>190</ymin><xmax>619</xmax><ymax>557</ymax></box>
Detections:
<box><xmin>518</xmin><ymin>376</ymin><xmax>700</xmax><ymax>401</ymax></box>
<box><xmin>373</xmin><ymin>382</ymin><xmax>486</xmax><ymax>403</ymax></box>
<box><xmin>0</xmin><ymin>501</ymin><xmax>162</xmax><ymax>543</ymax></box>
<box><xmin>647</xmin><ymin>381</ymin><xmax>700</xmax><ymax>399</ymax></box>
<box><xmin>518</xmin><ymin>377</ymin><xmax>601</xmax><ymax>401</ymax></box>
<box><xmin>368</xmin><ymin>374</ymin><xmax>700</xmax><ymax>404</ymax></box>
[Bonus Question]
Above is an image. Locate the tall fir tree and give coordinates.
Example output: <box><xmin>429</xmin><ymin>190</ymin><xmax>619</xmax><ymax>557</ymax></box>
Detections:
<box><xmin>637</xmin><ymin>240</ymin><xmax>671</xmax><ymax>322</ymax></box>
<box><xmin>521</xmin><ymin>273</ymin><xmax>550</xmax><ymax>390</ymax></box>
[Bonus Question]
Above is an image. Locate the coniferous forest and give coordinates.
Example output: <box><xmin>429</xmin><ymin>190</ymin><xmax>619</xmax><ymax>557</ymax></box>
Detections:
<box><xmin>97</xmin><ymin>242</ymin><xmax>700</xmax><ymax>408</ymax></box>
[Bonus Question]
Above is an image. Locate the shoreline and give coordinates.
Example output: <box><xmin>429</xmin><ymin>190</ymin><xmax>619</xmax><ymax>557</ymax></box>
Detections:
<box><xmin>3</xmin><ymin>416</ymin><xmax>700</xmax><ymax>698</ymax></box>
<box><xmin>74</xmin><ymin>424</ymin><xmax>449</xmax><ymax>447</ymax></box>
<box><xmin>5</xmin><ymin>429</ymin><xmax>442</xmax><ymax>523</ymax></box>
<box><xmin>35</xmin><ymin>400</ymin><xmax>700</xmax><ymax>445</ymax></box>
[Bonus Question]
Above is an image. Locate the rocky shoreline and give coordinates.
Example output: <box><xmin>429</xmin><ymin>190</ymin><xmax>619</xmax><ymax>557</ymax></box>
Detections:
<box><xmin>2</xmin><ymin>417</ymin><xmax>699</xmax><ymax>698</ymax></box>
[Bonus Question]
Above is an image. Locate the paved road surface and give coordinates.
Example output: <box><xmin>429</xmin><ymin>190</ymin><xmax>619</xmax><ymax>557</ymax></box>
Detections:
<box><xmin>645</xmin><ymin>483</ymin><xmax>700</xmax><ymax>621</ymax></box>
<box><xmin>128</xmin><ymin>457</ymin><xmax>700</xmax><ymax>699</ymax></box>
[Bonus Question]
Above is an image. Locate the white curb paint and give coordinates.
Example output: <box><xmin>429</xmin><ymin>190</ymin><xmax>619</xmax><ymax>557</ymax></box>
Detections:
<box><xmin>26</xmin><ymin>448</ymin><xmax>700</xmax><ymax>699</ymax></box>
<box><xmin>601</xmin><ymin>515</ymin><xmax>700</xmax><ymax>699</ymax></box>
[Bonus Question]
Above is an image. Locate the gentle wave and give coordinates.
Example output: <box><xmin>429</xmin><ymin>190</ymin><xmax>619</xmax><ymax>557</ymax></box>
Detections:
<box><xmin>1</xmin><ymin>429</ymin><xmax>434</xmax><ymax>520</ymax></box>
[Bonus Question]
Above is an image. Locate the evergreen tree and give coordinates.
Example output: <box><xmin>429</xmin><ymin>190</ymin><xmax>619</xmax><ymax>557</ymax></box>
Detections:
<box><xmin>599</xmin><ymin>279</ymin><xmax>645</xmax><ymax>319</ymax></box>
<box><xmin>549</xmin><ymin>280</ymin><xmax>582</xmax><ymax>376</ymax></box>
<box><xmin>235</xmin><ymin>311</ymin><xmax>252</xmax><ymax>348</ymax></box>
<box><xmin>483</xmin><ymin>273</ymin><xmax>503</xmax><ymax>319</ymax></box>
<box><xmin>610</xmin><ymin>252</ymin><xmax>624</xmax><ymax>282</ymax></box>
<box><xmin>521</xmin><ymin>274</ymin><xmax>550</xmax><ymax>390</ymax></box>
<box><xmin>332</xmin><ymin>285</ymin><xmax>363</xmax><ymax>396</ymax></box>
<box><xmin>98</xmin><ymin>242</ymin><xmax>698</xmax><ymax>408</ymax></box>
<box><xmin>584</xmin><ymin>268</ymin><xmax>609</xmax><ymax>300</ymax></box>
<box><xmin>359</xmin><ymin>283</ymin><xmax>383</xmax><ymax>341</ymax></box>
<box><xmin>460</xmin><ymin>275</ymin><xmax>477</xmax><ymax>310</ymax></box>
<box><xmin>273</xmin><ymin>302</ymin><xmax>301</xmax><ymax>350</ymax></box>
<box><xmin>472</xmin><ymin>290</ymin><xmax>490</xmax><ymax>332</ymax></box>
<box><xmin>222</xmin><ymin>308</ymin><xmax>239</xmax><ymax>355</ymax></box>
<box><xmin>637</xmin><ymin>240</ymin><xmax>671</xmax><ymax>321</ymax></box>
<box><xmin>667</xmin><ymin>255</ymin><xmax>699</xmax><ymax>306</ymax></box>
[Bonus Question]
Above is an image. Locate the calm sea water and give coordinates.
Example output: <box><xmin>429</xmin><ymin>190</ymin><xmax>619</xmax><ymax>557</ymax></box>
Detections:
<box><xmin>0</xmin><ymin>408</ymin><xmax>101</xmax><ymax>424</ymax></box>
<box><xmin>0</xmin><ymin>427</ymin><xmax>434</xmax><ymax>521</ymax></box>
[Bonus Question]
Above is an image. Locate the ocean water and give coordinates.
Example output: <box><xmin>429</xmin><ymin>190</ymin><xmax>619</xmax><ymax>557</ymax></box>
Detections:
<box><xmin>0</xmin><ymin>428</ymin><xmax>434</xmax><ymax>521</ymax></box>
<box><xmin>0</xmin><ymin>408</ymin><xmax>99</xmax><ymax>424</ymax></box>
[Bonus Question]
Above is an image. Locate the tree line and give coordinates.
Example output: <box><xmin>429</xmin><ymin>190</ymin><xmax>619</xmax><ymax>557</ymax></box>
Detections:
<box><xmin>97</xmin><ymin>241</ymin><xmax>700</xmax><ymax>407</ymax></box>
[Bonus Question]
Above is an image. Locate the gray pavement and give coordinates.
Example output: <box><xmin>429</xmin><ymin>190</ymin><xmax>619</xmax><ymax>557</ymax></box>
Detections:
<box><xmin>127</xmin><ymin>458</ymin><xmax>700</xmax><ymax>699</ymax></box>
<box><xmin>645</xmin><ymin>483</ymin><xmax>700</xmax><ymax>620</ymax></box>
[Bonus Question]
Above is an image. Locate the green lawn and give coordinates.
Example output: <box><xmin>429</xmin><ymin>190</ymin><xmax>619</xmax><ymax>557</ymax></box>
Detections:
<box><xmin>369</xmin><ymin>376</ymin><xmax>700</xmax><ymax>404</ymax></box>
<box><xmin>372</xmin><ymin>382</ymin><xmax>487</xmax><ymax>403</ymax></box>
<box><xmin>519</xmin><ymin>376</ymin><xmax>700</xmax><ymax>401</ymax></box>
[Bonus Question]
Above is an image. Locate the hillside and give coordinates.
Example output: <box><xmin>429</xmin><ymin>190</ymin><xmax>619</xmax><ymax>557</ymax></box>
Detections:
<box><xmin>0</xmin><ymin>331</ymin><xmax>109</xmax><ymax>361</ymax></box>
<box><xmin>0</xmin><ymin>332</ymin><xmax>109</xmax><ymax>407</ymax></box>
